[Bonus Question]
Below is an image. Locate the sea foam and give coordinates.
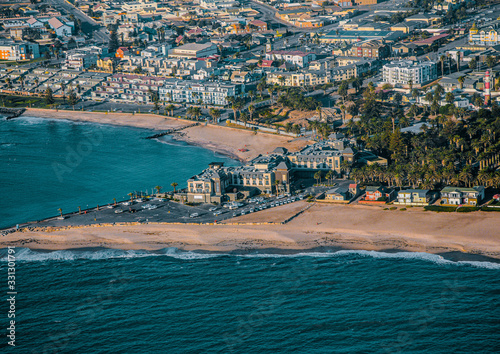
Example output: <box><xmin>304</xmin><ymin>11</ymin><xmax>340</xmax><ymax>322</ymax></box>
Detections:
<box><xmin>2</xmin><ymin>247</ymin><xmax>499</xmax><ymax>269</ymax></box>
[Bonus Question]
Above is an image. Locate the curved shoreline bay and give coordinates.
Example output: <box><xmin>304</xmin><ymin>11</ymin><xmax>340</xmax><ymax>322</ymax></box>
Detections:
<box><xmin>0</xmin><ymin>116</ymin><xmax>238</xmax><ymax>229</ymax></box>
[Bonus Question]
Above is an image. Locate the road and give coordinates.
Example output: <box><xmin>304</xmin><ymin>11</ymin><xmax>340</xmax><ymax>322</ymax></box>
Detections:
<box><xmin>47</xmin><ymin>0</ymin><xmax>110</xmax><ymax>43</ymax></box>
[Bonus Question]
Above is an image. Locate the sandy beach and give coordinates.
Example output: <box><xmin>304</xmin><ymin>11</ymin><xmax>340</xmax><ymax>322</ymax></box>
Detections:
<box><xmin>23</xmin><ymin>108</ymin><xmax>310</xmax><ymax>161</ymax></box>
<box><xmin>2</xmin><ymin>203</ymin><xmax>499</xmax><ymax>260</ymax></box>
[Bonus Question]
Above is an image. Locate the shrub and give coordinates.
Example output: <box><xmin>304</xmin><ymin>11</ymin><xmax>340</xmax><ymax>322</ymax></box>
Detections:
<box><xmin>383</xmin><ymin>208</ymin><xmax>389</xmax><ymax>210</ymax></box>
<box><xmin>389</xmin><ymin>207</ymin><xmax>397</xmax><ymax>210</ymax></box>
<box><xmin>424</xmin><ymin>205</ymin><xmax>457</xmax><ymax>212</ymax></box>
<box><xmin>400</xmin><ymin>208</ymin><xmax>407</xmax><ymax>211</ymax></box>
<box><xmin>457</xmin><ymin>207</ymin><xmax>480</xmax><ymax>213</ymax></box>
<box><xmin>481</xmin><ymin>206</ymin><xmax>500</xmax><ymax>212</ymax></box>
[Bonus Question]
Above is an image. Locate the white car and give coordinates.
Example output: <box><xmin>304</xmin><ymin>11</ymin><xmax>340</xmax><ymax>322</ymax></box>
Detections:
<box><xmin>209</xmin><ymin>207</ymin><xmax>217</xmax><ymax>212</ymax></box>
<box><xmin>190</xmin><ymin>213</ymin><xmax>199</xmax><ymax>218</ymax></box>
<box><xmin>114</xmin><ymin>209</ymin><xmax>124</xmax><ymax>214</ymax></box>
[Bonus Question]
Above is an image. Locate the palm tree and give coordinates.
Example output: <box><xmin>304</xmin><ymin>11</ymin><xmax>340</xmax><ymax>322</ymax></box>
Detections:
<box><xmin>459</xmin><ymin>166</ymin><xmax>473</xmax><ymax>187</ymax></box>
<box><xmin>190</xmin><ymin>107</ymin><xmax>202</xmax><ymax>120</ymax></box>
<box><xmin>128</xmin><ymin>193</ymin><xmax>134</xmax><ymax>202</ymax></box>
<box><xmin>58</xmin><ymin>208</ymin><xmax>63</xmax><ymax>217</ymax></box>
<box><xmin>440</xmin><ymin>55</ymin><xmax>446</xmax><ymax>76</ymax></box>
<box><xmin>457</xmin><ymin>76</ymin><xmax>465</xmax><ymax>90</ymax></box>
<box><xmin>407</xmin><ymin>79</ymin><xmax>413</xmax><ymax>91</ymax></box>
<box><xmin>155</xmin><ymin>186</ymin><xmax>162</xmax><ymax>195</ymax></box>
<box><xmin>113</xmin><ymin>198</ymin><xmax>117</xmax><ymax>205</ymax></box>
<box><xmin>314</xmin><ymin>171</ymin><xmax>322</xmax><ymax>185</ymax></box>
<box><xmin>325</xmin><ymin>170</ymin><xmax>333</xmax><ymax>185</ymax></box>
<box><xmin>240</xmin><ymin>111</ymin><xmax>249</xmax><ymax>127</ymax></box>
<box><xmin>171</xmin><ymin>182</ymin><xmax>178</xmax><ymax>193</ymax></box>
<box><xmin>248</xmin><ymin>105</ymin><xmax>255</xmax><ymax>122</ymax></box>
<box><xmin>209</xmin><ymin>108</ymin><xmax>221</xmax><ymax>122</ymax></box>
<box><xmin>166</xmin><ymin>104</ymin><xmax>175</xmax><ymax>116</ymax></box>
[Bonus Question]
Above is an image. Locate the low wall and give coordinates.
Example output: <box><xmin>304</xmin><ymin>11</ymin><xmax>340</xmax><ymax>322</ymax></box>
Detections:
<box><xmin>358</xmin><ymin>200</ymin><xmax>387</xmax><ymax>205</ymax></box>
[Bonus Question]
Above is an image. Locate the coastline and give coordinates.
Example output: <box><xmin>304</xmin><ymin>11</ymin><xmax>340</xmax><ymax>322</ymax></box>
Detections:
<box><xmin>2</xmin><ymin>203</ymin><xmax>500</xmax><ymax>260</ymax></box>
<box><xmin>21</xmin><ymin>108</ymin><xmax>311</xmax><ymax>161</ymax></box>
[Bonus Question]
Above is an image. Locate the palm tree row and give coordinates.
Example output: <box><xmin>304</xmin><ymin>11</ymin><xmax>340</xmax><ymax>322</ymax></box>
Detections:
<box><xmin>351</xmin><ymin>163</ymin><xmax>500</xmax><ymax>190</ymax></box>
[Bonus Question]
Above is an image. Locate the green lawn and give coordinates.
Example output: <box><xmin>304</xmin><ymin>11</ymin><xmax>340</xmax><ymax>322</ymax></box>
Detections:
<box><xmin>0</xmin><ymin>94</ymin><xmax>64</xmax><ymax>109</ymax></box>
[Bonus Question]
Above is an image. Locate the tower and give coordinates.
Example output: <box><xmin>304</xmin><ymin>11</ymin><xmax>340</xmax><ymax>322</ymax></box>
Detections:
<box><xmin>485</xmin><ymin>70</ymin><xmax>491</xmax><ymax>106</ymax></box>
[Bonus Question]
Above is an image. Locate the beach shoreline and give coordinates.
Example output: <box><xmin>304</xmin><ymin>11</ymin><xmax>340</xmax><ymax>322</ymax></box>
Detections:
<box><xmin>2</xmin><ymin>203</ymin><xmax>499</xmax><ymax>260</ymax></box>
<box><xmin>20</xmin><ymin>108</ymin><xmax>310</xmax><ymax>161</ymax></box>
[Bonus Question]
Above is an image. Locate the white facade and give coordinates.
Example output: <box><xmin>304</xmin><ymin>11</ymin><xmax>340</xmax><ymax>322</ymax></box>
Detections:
<box><xmin>265</xmin><ymin>51</ymin><xmax>316</xmax><ymax>68</ymax></box>
<box><xmin>159</xmin><ymin>80</ymin><xmax>237</xmax><ymax>106</ymax></box>
<box><xmin>383</xmin><ymin>60</ymin><xmax>437</xmax><ymax>86</ymax></box>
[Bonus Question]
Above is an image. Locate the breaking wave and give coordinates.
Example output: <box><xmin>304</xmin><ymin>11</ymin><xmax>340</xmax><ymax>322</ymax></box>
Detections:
<box><xmin>1</xmin><ymin>248</ymin><xmax>499</xmax><ymax>269</ymax></box>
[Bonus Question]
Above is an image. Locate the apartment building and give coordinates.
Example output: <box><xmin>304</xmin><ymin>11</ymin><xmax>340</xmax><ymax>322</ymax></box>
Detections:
<box><xmin>159</xmin><ymin>80</ymin><xmax>238</xmax><ymax>106</ymax></box>
<box><xmin>91</xmin><ymin>74</ymin><xmax>167</xmax><ymax>103</ymax></box>
<box><xmin>0</xmin><ymin>40</ymin><xmax>40</xmax><ymax>60</ymax></box>
<box><xmin>347</xmin><ymin>39</ymin><xmax>390</xmax><ymax>59</ymax></box>
<box><xmin>265</xmin><ymin>50</ymin><xmax>316</xmax><ymax>68</ymax></box>
<box><xmin>469</xmin><ymin>22</ymin><xmax>500</xmax><ymax>46</ymax></box>
<box><xmin>266</xmin><ymin>71</ymin><xmax>331</xmax><ymax>87</ymax></box>
<box><xmin>168</xmin><ymin>43</ymin><xmax>218</xmax><ymax>59</ymax></box>
<box><xmin>63</xmin><ymin>47</ymin><xmax>107</xmax><ymax>71</ymax></box>
<box><xmin>382</xmin><ymin>60</ymin><xmax>437</xmax><ymax>86</ymax></box>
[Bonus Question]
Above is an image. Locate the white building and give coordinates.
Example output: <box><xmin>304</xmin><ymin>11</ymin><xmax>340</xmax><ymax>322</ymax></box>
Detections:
<box><xmin>159</xmin><ymin>80</ymin><xmax>238</xmax><ymax>106</ymax></box>
<box><xmin>168</xmin><ymin>42</ymin><xmax>218</xmax><ymax>59</ymax></box>
<box><xmin>265</xmin><ymin>50</ymin><xmax>316</xmax><ymax>68</ymax></box>
<box><xmin>382</xmin><ymin>60</ymin><xmax>437</xmax><ymax>86</ymax></box>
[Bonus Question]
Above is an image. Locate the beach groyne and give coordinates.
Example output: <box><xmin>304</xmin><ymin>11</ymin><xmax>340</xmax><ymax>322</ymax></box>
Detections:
<box><xmin>145</xmin><ymin>123</ymin><xmax>199</xmax><ymax>139</ymax></box>
<box><xmin>1</xmin><ymin>107</ymin><xmax>25</xmax><ymax>119</ymax></box>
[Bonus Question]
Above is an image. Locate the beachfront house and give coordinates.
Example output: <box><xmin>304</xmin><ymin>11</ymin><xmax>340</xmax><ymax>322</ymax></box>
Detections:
<box><xmin>363</xmin><ymin>186</ymin><xmax>395</xmax><ymax>202</ymax></box>
<box><xmin>440</xmin><ymin>186</ymin><xmax>485</xmax><ymax>206</ymax></box>
<box><xmin>395</xmin><ymin>189</ymin><xmax>431</xmax><ymax>206</ymax></box>
<box><xmin>324</xmin><ymin>183</ymin><xmax>360</xmax><ymax>203</ymax></box>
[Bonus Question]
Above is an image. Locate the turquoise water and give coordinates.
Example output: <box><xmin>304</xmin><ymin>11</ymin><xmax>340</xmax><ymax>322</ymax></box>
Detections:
<box><xmin>2</xmin><ymin>248</ymin><xmax>499</xmax><ymax>353</ymax></box>
<box><xmin>0</xmin><ymin>116</ymin><xmax>237</xmax><ymax>229</ymax></box>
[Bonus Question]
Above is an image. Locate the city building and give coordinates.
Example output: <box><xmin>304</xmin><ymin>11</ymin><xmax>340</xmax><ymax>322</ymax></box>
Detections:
<box><xmin>159</xmin><ymin>80</ymin><xmax>239</xmax><ymax>106</ymax></box>
<box><xmin>382</xmin><ymin>60</ymin><xmax>437</xmax><ymax>87</ymax></box>
<box><xmin>168</xmin><ymin>43</ymin><xmax>218</xmax><ymax>59</ymax></box>
<box><xmin>265</xmin><ymin>50</ymin><xmax>316</xmax><ymax>68</ymax></box>
<box><xmin>347</xmin><ymin>39</ymin><xmax>390</xmax><ymax>59</ymax></box>
<box><xmin>469</xmin><ymin>22</ymin><xmax>500</xmax><ymax>46</ymax></box>
<box><xmin>0</xmin><ymin>40</ymin><xmax>39</xmax><ymax>60</ymax></box>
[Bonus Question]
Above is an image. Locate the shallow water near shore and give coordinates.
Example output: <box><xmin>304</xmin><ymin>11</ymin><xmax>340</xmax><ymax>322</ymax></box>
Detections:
<box><xmin>0</xmin><ymin>116</ymin><xmax>238</xmax><ymax>228</ymax></box>
<box><xmin>2</xmin><ymin>247</ymin><xmax>499</xmax><ymax>353</ymax></box>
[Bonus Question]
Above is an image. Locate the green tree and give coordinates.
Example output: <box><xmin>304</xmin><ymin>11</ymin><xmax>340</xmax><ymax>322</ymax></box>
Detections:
<box><xmin>314</xmin><ymin>171</ymin><xmax>322</xmax><ymax>185</ymax></box>
<box><xmin>45</xmin><ymin>87</ymin><xmax>55</xmax><ymax>105</ymax></box>
<box><xmin>445</xmin><ymin>92</ymin><xmax>455</xmax><ymax>105</ymax></box>
<box><xmin>171</xmin><ymin>182</ymin><xmax>178</xmax><ymax>193</ymax></box>
<box><xmin>108</xmin><ymin>28</ymin><xmax>119</xmax><ymax>53</ymax></box>
<box><xmin>468</xmin><ymin>58</ymin><xmax>477</xmax><ymax>71</ymax></box>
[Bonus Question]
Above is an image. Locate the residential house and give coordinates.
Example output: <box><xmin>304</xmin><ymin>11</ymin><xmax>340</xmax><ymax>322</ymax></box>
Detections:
<box><xmin>395</xmin><ymin>189</ymin><xmax>431</xmax><ymax>206</ymax></box>
<box><xmin>364</xmin><ymin>186</ymin><xmax>394</xmax><ymax>201</ymax></box>
<box><xmin>47</xmin><ymin>17</ymin><xmax>73</xmax><ymax>37</ymax></box>
<box><xmin>440</xmin><ymin>186</ymin><xmax>485</xmax><ymax>206</ymax></box>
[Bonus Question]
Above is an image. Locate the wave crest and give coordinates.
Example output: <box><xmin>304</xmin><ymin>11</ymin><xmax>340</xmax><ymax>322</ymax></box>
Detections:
<box><xmin>1</xmin><ymin>248</ymin><xmax>499</xmax><ymax>269</ymax></box>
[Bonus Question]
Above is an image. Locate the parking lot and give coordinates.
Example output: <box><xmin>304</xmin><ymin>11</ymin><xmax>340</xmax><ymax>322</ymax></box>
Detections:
<box><xmin>26</xmin><ymin>193</ymin><xmax>309</xmax><ymax>229</ymax></box>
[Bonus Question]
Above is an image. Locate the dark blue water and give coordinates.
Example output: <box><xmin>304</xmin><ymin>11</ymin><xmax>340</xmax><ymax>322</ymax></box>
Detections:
<box><xmin>1</xmin><ymin>249</ymin><xmax>499</xmax><ymax>353</ymax></box>
<box><xmin>0</xmin><ymin>116</ymin><xmax>237</xmax><ymax>228</ymax></box>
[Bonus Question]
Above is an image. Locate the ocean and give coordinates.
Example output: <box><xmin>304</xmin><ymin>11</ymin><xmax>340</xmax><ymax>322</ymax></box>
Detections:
<box><xmin>0</xmin><ymin>116</ymin><xmax>237</xmax><ymax>229</ymax></box>
<box><xmin>1</xmin><ymin>248</ymin><xmax>499</xmax><ymax>353</ymax></box>
<box><xmin>1</xmin><ymin>117</ymin><xmax>500</xmax><ymax>353</ymax></box>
